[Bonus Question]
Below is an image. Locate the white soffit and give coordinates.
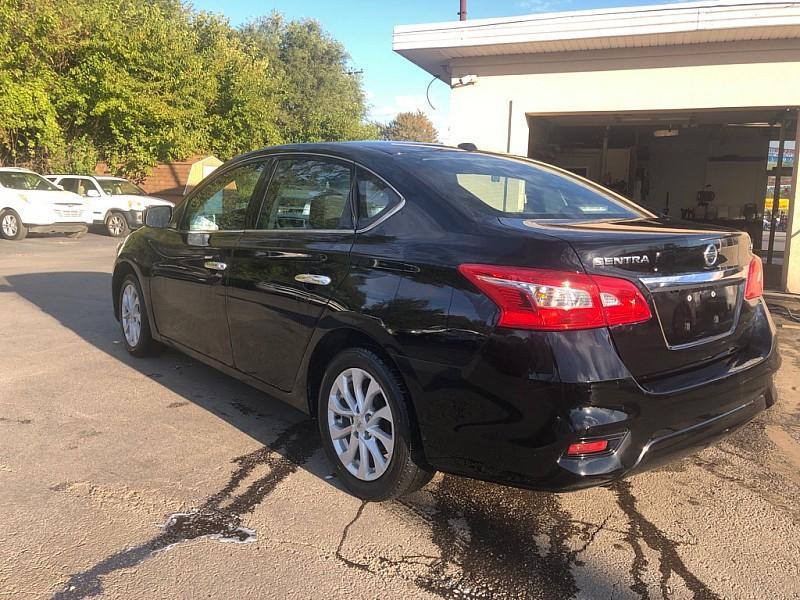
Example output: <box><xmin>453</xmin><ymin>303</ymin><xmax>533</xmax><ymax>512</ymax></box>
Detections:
<box><xmin>393</xmin><ymin>1</ymin><xmax>800</xmax><ymax>79</ymax></box>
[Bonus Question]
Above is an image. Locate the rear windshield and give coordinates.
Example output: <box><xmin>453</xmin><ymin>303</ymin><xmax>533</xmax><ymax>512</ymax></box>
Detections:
<box><xmin>408</xmin><ymin>153</ymin><xmax>647</xmax><ymax>220</ymax></box>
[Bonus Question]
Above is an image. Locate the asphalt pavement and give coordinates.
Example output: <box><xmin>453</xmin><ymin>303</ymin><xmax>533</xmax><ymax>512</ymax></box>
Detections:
<box><xmin>1</xmin><ymin>233</ymin><xmax>798</xmax><ymax>599</ymax></box>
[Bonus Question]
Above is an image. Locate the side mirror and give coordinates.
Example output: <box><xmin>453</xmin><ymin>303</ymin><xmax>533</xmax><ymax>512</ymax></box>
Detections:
<box><xmin>144</xmin><ymin>205</ymin><xmax>172</xmax><ymax>228</ymax></box>
<box><xmin>86</xmin><ymin>189</ymin><xmax>101</xmax><ymax>198</ymax></box>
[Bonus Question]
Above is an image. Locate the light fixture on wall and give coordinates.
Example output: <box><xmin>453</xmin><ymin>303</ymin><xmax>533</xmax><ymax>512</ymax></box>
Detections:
<box><xmin>451</xmin><ymin>74</ymin><xmax>478</xmax><ymax>88</ymax></box>
<box><xmin>653</xmin><ymin>127</ymin><xmax>680</xmax><ymax>137</ymax></box>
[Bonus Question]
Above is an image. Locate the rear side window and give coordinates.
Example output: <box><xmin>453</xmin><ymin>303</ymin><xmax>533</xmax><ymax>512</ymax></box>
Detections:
<box><xmin>410</xmin><ymin>153</ymin><xmax>648</xmax><ymax>220</ymax></box>
<box><xmin>257</xmin><ymin>158</ymin><xmax>353</xmax><ymax>230</ymax></box>
<box><xmin>356</xmin><ymin>168</ymin><xmax>401</xmax><ymax>229</ymax></box>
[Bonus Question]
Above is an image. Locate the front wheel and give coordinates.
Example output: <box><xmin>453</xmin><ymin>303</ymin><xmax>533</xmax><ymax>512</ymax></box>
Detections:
<box><xmin>0</xmin><ymin>209</ymin><xmax>27</xmax><ymax>240</ymax></box>
<box><xmin>106</xmin><ymin>212</ymin><xmax>129</xmax><ymax>237</ymax></box>
<box><xmin>318</xmin><ymin>348</ymin><xmax>434</xmax><ymax>501</ymax></box>
<box><xmin>118</xmin><ymin>274</ymin><xmax>159</xmax><ymax>357</ymax></box>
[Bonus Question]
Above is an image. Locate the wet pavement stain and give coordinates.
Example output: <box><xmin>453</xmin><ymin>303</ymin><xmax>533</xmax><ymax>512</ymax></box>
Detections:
<box><xmin>230</xmin><ymin>400</ymin><xmax>265</xmax><ymax>419</ymax></box>
<box><xmin>336</xmin><ymin>476</ymin><xmax>606</xmax><ymax>600</ymax></box>
<box><xmin>612</xmin><ymin>480</ymin><xmax>721</xmax><ymax>600</ymax></box>
<box><xmin>166</xmin><ymin>401</ymin><xmax>189</xmax><ymax>409</ymax></box>
<box><xmin>52</xmin><ymin>419</ymin><xmax>318</xmax><ymax>600</ymax></box>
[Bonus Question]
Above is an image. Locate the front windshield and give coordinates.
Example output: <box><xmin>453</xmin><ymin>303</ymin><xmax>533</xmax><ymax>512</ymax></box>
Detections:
<box><xmin>98</xmin><ymin>179</ymin><xmax>145</xmax><ymax>196</ymax></box>
<box><xmin>0</xmin><ymin>171</ymin><xmax>60</xmax><ymax>191</ymax></box>
<box><xmin>409</xmin><ymin>152</ymin><xmax>650</xmax><ymax>220</ymax></box>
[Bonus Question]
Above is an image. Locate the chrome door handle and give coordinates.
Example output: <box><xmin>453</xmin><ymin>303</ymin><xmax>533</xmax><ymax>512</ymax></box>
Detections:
<box><xmin>295</xmin><ymin>273</ymin><xmax>331</xmax><ymax>286</ymax></box>
<box><xmin>204</xmin><ymin>261</ymin><xmax>227</xmax><ymax>271</ymax></box>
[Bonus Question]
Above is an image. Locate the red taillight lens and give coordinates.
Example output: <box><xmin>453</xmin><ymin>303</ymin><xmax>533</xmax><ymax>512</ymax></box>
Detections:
<box><xmin>458</xmin><ymin>264</ymin><xmax>652</xmax><ymax>331</ymax></box>
<box><xmin>744</xmin><ymin>255</ymin><xmax>764</xmax><ymax>300</ymax></box>
<box><xmin>567</xmin><ymin>439</ymin><xmax>609</xmax><ymax>456</ymax></box>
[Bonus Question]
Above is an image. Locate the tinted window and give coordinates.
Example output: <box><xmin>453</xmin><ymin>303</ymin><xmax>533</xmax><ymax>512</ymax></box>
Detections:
<box><xmin>58</xmin><ymin>178</ymin><xmax>81</xmax><ymax>194</ymax></box>
<box><xmin>257</xmin><ymin>158</ymin><xmax>352</xmax><ymax>230</ymax></box>
<box><xmin>73</xmin><ymin>178</ymin><xmax>98</xmax><ymax>196</ymax></box>
<box><xmin>408</xmin><ymin>153</ymin><xmax>648</xmax><ymax>220</ymax></box>
<box><xmin>183</xmin><ymin>162</ymin><xmax>266</xmax><ymax>231</ymax></box>
<box><xmin>356</xmin><ymin>168</ymin><xmax>401</xmax><ymax>228</ymax></box>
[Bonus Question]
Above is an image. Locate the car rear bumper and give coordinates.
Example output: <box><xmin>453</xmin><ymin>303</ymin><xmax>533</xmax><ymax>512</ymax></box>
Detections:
<box><xmin>402</xmin><ymin>301</ymin><xmax>780</xmax><ymax>492</ymax></box>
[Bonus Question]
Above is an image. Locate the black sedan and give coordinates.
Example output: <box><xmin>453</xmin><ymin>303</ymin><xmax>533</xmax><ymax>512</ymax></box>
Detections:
<box><xmin>113</xmin><ymin>142</ymin><xmax>779</xmax><ymax>500</ymax></box>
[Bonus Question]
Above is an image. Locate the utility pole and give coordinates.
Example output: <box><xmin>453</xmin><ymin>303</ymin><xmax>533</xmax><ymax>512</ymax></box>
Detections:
<box><xmin>458</xmin><ymin>0</ymin><xmax>467</xmax><ymax>20</ymax></box>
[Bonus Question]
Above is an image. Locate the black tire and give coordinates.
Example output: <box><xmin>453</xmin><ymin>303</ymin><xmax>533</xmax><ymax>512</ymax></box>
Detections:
<box><xmin>318</xmin><ymin>348</ymin><xmax>434</xmax><ymax>501</ymax></box>
<box><xmin>118</xmin><ymin>274</ymin><xmax>159</xmax><ymax>357</ymax></box>
<box><xmin>0</xmin><ymin>209</ymin><xmax>28</xmax><ymax>240</ymax></box>
<box><xmin>65</xmin><ymin>227</ymin><xmax>88</xmax><ymax>239</ymax></box>
<box><xmin>106</xmin><ymin>211</ymin><xmax>129</xmax><ymax>237</ymax></box>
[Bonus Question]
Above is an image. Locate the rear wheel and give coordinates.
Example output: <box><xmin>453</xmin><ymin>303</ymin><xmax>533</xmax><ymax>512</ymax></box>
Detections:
<box><xmin>106</xmin><ymin>212</ymin><xmax>129</xmax><ymax>237</ymax></box>
<box><xmin>0</xmin><ymin>210</ymin><xmax>27</xmax><ymax>240</ymax></box>
<box><xmin>118</xmin><ymin>274</ymin><xmax>159</xmax><ymax>357</ymax></box>
<box><xmin>318</xmin><ymin>348</ymin><xmax>434</xmax><ymax>501</ymax></box>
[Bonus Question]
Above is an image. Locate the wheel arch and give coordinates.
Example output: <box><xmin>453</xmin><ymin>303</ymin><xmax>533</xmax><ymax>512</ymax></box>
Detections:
<box><xmin>112</xmin><ymin>261</ymin><xmax>137</xmax><ymax>321</ymax></box>
<box><xmin>304</xmin><ymin>326</ymin><xmax>429</xmax><ymax>466</ymax></box>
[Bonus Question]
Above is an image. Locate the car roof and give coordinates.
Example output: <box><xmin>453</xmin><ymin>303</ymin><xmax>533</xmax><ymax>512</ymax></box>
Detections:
<box><xmin>237</xmin><ymin>140</ymin><xmax>471</xmax><ymax>164</ymax></box>
<box><xmin>0</xmin><ymin>167</ymin><xmax>38</xmax><ymax>174</ymax></box>
<box><xmin>47</xmin><ymin>174</ymin><xmax>97</xmax><ymax>178</ymax></box>
<box><xmin>95</xmin><ymin>176</ymin><xmax>127</xmax><ymax>181</ymax></box>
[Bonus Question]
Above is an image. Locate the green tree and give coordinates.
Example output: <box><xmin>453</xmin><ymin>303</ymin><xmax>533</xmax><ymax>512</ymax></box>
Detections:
<box><xmin>194</xmin><ymin>12</ymin><xmax>284</xmax><ymax>159</ymax></box>
<box><xmin>241</xmin><ymin>14</ymin><xmax>378</xmax><ymax>143</ymax></box>
<box><xmin>0</xmin><ymin>1</ymin><xmax>377</xmax><ymax>178</ymax></box>
<box><xmin>380</xmin><ymin>110</ymin><xmax>438</xmax><ymax>143</ymax></box>
<box><xmin>58</xmin><ymin>0</ymin><xmax>211</xmax><ymax>178</ymax></box>
<box><xmin>0</xmin><ymin>0</ymin><xmax>68</xmax><ymax>168</ymax></box>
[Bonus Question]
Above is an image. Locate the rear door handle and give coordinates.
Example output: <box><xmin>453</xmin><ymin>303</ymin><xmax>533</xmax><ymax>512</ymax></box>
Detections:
<box><xmin>295</xmin><ymin>273</ymin><xmax>331</xmax><ymax>286</ymax></box>
<box><xmin>204</xmin><ymin>261</ymin><xmax>227</xmax><ymax>271</ymax></box>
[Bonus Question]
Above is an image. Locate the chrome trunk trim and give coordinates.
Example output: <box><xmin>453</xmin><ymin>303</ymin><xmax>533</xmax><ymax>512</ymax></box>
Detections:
<box><xmin>639</xmin><ymin>267</ymin><xmax>746</xmax><ymax>291</ymax></box>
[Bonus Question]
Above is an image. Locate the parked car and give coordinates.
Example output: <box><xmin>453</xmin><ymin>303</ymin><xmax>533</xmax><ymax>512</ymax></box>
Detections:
<box><xmin>0</xmin><ymin>168</ymin><xmax>92</xmax><ymax>241</ymax></box>
<box><xmin>112</xmin><ymin>142</ymin><xmax>779</xmax><ymax>500</ymax></box>
<box><xmin>46</xmin><ymin>174</ymin><xmax>172</xmax><ymax>237</ymax></box>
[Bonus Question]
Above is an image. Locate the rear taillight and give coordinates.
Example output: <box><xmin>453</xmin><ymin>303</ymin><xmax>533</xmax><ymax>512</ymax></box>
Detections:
<box><xmin>744</xmin><ymin>255</ymin><xmax>764</xmax><ymax>300</ymax></box>
<box><xmin>458</xmin><ymin>264</ymin><xmax>652</xmax><ymax>331</ymax></box>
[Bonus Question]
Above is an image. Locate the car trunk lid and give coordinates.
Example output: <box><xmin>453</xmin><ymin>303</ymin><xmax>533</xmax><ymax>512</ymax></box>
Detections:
<box><xmin>500</xmin><ymin>216</ymin><xmax>753</xmax><ymax>380</ymax></box>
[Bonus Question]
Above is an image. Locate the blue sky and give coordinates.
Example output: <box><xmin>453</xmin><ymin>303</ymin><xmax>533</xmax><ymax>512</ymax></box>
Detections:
<box><xmin>190</xmin><ymin>0</ymin><xmax>681</xmax><ymax>137</ymax></box>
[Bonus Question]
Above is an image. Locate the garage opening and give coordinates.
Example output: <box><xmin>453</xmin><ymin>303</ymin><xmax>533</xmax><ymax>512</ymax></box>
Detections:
<box><xmin>528</xmin><ymin>109</ymin><xmax>797</xmax><ymax>288</ymax></box>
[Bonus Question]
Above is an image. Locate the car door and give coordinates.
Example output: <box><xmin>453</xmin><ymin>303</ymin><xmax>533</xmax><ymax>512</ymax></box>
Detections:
<box><xmin>148</xmin><ymin>159</ymin><xmax>270</xmax><ymax>365</ymax></box>
<box><xmin>227</xmin><ymin>155</ymin><xmax>356</xmax><ymax>390</ymax></box>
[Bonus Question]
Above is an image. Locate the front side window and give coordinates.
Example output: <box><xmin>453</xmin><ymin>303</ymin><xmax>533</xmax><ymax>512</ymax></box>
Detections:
<box><xmin>183</xmin><ymin>161</ymin><xmax>267</xmax><ymax>231</ymax></box>
<box><xmin>0</xmin><ymin>172</ymin><xmax>60</xmax><ymax>191</ymax></box>
<box><xmin>409</xmin><ymin>153</ymin><xmax>650</xmax><ymax>220</ymax></box>
<box><xmin>257</xmin><ymin>158</ymin><xmax>353</xmax><ymax>230</ymax></box>
<box><xmin>356</xmin><ymin>168</ymin><xmax>401</xmax><ymax>229</ymax></box>
<box><xmin>58</xmin><ymin>178</ymin><xmax>81</xmax><ymax>194</ymax></box>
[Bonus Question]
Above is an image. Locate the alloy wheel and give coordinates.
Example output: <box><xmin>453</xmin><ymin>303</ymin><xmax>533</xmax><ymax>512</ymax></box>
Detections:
<box><xmin>121</xmin><ymin>283</ymin><xmax>142</xmax><ymax>347</ymax></box>
<box><xmin>2</xmin><ymin>214</ymin><xmax>18</xmax><ymax>237</ymax></box>
<box><xmin>108</xmin><ymin>214</ymin><xmax>125</xmax><ymax>236</ymax></box>
<box><xmin>327</xmin><ymin>367</ymin><xmax>395</xmax><ymax>481</ymax></box>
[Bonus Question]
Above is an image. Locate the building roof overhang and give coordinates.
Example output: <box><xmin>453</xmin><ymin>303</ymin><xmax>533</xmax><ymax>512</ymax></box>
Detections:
<box><xmin>393</xmin><ymin>0</ymin><xmax>800</xmax><ymax>80</ymax></box>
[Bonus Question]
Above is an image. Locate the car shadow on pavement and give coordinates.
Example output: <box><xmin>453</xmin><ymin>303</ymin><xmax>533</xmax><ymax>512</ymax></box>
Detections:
<box><xmin>4</xmin><ymin>271</ymin><xmax>721</xmax><ymax>600</ymax></box>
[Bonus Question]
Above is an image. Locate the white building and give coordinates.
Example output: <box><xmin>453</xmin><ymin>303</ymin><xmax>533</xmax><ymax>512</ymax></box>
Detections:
<box><xmin>394</xmin><ymin>0</ymin><xmax>800</xmax><ymax>293</ymax></box>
